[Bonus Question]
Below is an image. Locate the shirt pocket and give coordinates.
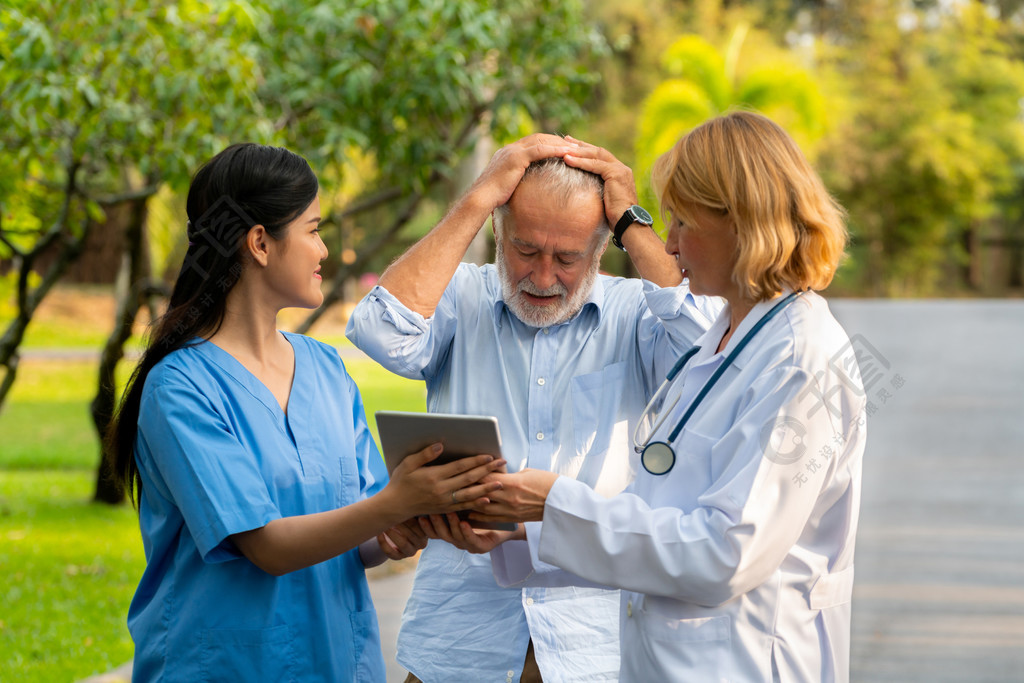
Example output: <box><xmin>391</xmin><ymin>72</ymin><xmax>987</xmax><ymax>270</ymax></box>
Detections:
<box><xmin>641</xmin><ymin>427</ymin><xmax>718</xmax><ymax>510</ymax></box>
<box><xmin>639</xmin><ymin>611</ymin><xmax>731</xmax><ymax>643</ymax></box>
<box><xmin>570</xmin><ymin>361</ymin><xmax>629</xmax><ymax>458</ymax></box>
<box><xmin>199</xmin><ymin>624</ymin><xmax>295</xmax><ymax>682</ymax></box>
<box><xmin>350</xmin><ymin>607</ymin><xmax>386</xmax><ymax>683</ymax></box>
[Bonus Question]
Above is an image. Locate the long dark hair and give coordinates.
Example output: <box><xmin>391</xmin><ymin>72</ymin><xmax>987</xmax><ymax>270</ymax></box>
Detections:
<box><xmin>107</xmin><ymin>143</ymin><xmax>319</xmax><ymax>506</ymax></box>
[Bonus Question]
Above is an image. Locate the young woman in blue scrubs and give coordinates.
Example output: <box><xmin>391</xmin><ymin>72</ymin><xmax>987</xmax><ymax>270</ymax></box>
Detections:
<box><xmin>107</xmin><ymin>143</ymin><xmax>505</xmax><ymax>682</ymax></box>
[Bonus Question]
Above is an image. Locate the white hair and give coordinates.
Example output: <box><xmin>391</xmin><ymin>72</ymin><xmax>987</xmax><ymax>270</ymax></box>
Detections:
<box><xmin>492</xmin><ymin>157</ymin><xmax>608</xmax><ymax>240</ymax></box>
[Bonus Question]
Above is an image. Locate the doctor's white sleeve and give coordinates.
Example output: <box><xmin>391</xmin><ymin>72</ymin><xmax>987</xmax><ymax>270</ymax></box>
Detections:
<box><xmin>529</xmin><ymin>363</ymin><xmax>863</xmax><ymax>607</ymax></box>
<box><xmin>490</xmin><ymin>521</ymin><xmax>610</xmax><ymax>589</ymax></box>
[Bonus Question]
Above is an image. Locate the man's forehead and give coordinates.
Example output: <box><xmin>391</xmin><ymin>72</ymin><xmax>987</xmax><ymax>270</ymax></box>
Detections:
<box><xmin>511</xmin><ymin>174</ymin><xmax>602</xmax><ymax>209</ymax></box>
<box><xmin>506</xmin><ymin>178</ymin><xmax>604</xmax><ymax>241</ymax></box>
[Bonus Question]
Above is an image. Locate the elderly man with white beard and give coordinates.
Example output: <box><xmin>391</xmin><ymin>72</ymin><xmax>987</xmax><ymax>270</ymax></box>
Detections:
<box><xmin>346</xmin><ymin>133</ymin><xmax>721</xmax><ymax>683</ymax></box>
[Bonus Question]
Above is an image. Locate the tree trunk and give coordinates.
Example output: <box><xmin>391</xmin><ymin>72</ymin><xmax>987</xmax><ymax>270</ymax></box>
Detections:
<box><xmin>295</xmin><ymin>191</ymin><xmax>427</xmax><ymax>335</ymax></box>
<box><xmin>91</xmin><ymin>195</ymin><xmax>151</xmax><ymax>504</ymax></box>
<box><xmin>961</xmin><ymin>224</ymin><xmax>979</xmax><ymax>291</ymax></box>
<box><xmin>0</xmin><ymin>213</ymin><xmax>91</xmax><ymax>410</ymax></box>
<box><xmin>454</xmin><ymin>131</ymin><xmax>494</xmax><ymax>266</ymax></box>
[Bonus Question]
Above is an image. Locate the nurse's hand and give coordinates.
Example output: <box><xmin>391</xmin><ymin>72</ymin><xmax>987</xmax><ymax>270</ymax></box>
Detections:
<box><xmin>387</xmin><ymin>443</ymin><xmax>507</xmax><ymax>518</ymax></box>
<box><xmin>418</xmin><ymin>513</ymin><xmax>524</xmax><ymax>554</ymax></box>
<box><xmin>377</xmin><ymin>519</ymin><xmax>428</xmax><ymax>561</ymax></box>
<box><xmin>470</xmin><ymin>469</ymin><xmax>559</xmax><ymax>524</ymax></box>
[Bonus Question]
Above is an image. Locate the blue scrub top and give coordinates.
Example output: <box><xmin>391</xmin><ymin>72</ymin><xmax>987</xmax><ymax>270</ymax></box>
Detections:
<box><xmin>128</xmin><ymin>332</ymin><xmax>388</xmax><ymax>682</ymax></box>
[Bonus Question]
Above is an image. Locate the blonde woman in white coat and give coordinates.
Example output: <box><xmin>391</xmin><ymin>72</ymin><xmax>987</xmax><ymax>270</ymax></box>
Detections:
<box><xmin>423</xmin><ymin>110</ymin><xmax>866</xmax><ymax>682</ymax></box>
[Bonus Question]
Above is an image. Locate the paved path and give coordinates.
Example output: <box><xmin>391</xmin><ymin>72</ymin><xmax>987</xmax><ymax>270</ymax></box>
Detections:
<box><xmin>828</xmin><ymin>300</ymin><xmax>1024</xmax><ymax>681</ymax></box>
<box><xmin>368</xmin><ymin>570</ymin><xmax>417</xmax><ymax>682</ymax></box>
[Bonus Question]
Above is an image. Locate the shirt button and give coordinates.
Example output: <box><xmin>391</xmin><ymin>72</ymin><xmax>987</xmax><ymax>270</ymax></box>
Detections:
<box><xmin>536</xmin><ymin>432</ymin><xmax>544</xmax><ymax>441</ymax></box>
<box><xmin>543</xmin><ymin>328</ymin><xmax>550</xmax><ymax>334</ymax></box>
<box><xmin>537</xmin><ymin>377</ymin><xmax>545</xmax><ymax>386</ymax></box>
<box><xmin>627</xmin><ymin>600</ymin><xmax>633</xmax><ymax>617</ymax></box>
<box><xmin>525</xmin><ymin>597</ymin><xmax>534</xmax><ymax>605</ymax></box>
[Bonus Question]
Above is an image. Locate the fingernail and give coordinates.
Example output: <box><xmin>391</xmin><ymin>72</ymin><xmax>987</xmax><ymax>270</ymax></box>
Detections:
<box><xmin>432</xmin><ymin>443</ymin><xmax>443</xmax><ymax>453</ymax></box>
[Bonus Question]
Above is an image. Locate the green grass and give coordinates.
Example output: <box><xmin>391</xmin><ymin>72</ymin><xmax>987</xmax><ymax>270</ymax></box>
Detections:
<box><xmin>347</xmin><ymin>357</ymin><xmax>427</xmax><ymax>441</ymax></box>
<box><xmin>19</xmin><ymin>320</ymin><xmax>116</xmax><ymax>350</ymax></box>
<box><xmin>0</xmin><ymin>351</ymin><xmax>425</xmax><ymax>681</ymax></box>
<box><xmin>0</xmin><ymin>361</ymin><xmax>121</xmax><ymax>470</ymax></box>
<box><xmin>0</xmin><ymin>472</ymin><xmax>144</xmax><ymax>681</ymax></box>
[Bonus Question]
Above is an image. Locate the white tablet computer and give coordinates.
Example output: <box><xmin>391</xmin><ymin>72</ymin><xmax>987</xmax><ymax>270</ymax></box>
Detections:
<box><xmin>375</xmin><ymin>411</ymin><xmax>514</xmax><ymax>531</ymax></box>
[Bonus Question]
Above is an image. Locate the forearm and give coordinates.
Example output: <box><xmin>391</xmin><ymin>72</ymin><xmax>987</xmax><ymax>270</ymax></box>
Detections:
<box><xmin>233</xmin><ymin>493</ymin><xmax>405</xmax><ymax>576</ymax></box>
<box><xmin>620</xmin><ymin>224</ymin><xmax>683</xmax><ymax>287</ymax></box>
<box><xmin>378</xmin><ymin>192</ymin><xmax>490</xmax><ymax>317</ymax></box>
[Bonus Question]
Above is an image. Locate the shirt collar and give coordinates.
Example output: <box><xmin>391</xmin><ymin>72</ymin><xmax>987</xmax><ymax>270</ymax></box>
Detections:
<box><xmin>697</xmin><ymin>288</ymin><xmax>797</xmax><ymax>367</ymax></box>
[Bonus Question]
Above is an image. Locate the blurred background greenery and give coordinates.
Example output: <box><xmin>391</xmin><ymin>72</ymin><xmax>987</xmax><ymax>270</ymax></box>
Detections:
<box><xmin>3</xmin><ymin>0</ymin><xmax>1024</xmax><ymax>679</ymax></box>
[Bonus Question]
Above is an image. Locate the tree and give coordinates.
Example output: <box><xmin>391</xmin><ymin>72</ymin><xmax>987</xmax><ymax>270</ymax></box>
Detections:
<box><xmin>2</xmin><ymin>0</ymin><xmax>606</xmax><ymax>503</ymax></box>
<box><xmin>1</xmin><ymin>0</ymin><xmax>266</xmax><ymax>501</ymax></box>
<box><xmin>244</xmin><ymin>0</ymin><xmax>606</xmax><ymax>333</ymax></box>
<box><xmin>816</xmin><ymin>0</ymin><xmax>1024</xmax><ymax>295</ymax></box>
<box><xmin>633</xmin><ymin>25</ymin><xmax>827</xmax><ymax>231</ymax></box>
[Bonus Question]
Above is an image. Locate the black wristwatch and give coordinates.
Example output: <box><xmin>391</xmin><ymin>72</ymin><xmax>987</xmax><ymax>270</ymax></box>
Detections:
<box><xmin>612</xmin><ymin>205</ymin><xmax>654</xmax><ymax>251</ymax></box>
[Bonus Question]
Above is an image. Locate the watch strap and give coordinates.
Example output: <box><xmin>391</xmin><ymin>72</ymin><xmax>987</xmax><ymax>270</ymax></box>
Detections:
<box><xmin>612</xmin><ymin>206</ymin><xmax>650</xmax><ymax>251</ymax></box>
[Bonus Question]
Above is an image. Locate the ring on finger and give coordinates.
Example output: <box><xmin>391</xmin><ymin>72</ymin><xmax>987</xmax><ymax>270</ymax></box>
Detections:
<box><xmin>451</xmin><ymin>490</ymin><xmax>458</xmax><ymax>504</ymax></box>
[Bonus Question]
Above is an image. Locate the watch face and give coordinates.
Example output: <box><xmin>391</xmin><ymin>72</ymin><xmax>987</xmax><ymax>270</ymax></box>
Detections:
<box><xmin>632</xmin><ymin>205</ymin><xmax>653</xmax><ymax>225</ymax></box>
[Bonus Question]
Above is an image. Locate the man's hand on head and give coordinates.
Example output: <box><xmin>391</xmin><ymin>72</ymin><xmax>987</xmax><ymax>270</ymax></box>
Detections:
<box><xmin>561</xmin><ymin>136</ymin><xmax>639</xmax><ymax>230</ymax></box>
<box><xmin>468</xmin><ymin>134</ymin><xmax>579</xmax><ymax>215</ymax></box>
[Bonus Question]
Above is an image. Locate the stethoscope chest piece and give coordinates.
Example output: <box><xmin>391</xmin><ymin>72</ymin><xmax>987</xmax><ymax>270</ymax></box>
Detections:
<box><xmin>641</xmin><ymin>441</ymin><xmax>676</xmax><ymax>476</ymax></box>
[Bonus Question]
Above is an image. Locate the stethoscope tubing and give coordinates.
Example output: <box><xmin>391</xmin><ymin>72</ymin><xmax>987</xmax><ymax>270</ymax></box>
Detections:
<box><xmin>637</xmin><ymin>291</ymin><xmax>803</xmax><ymax>475</ymax></box>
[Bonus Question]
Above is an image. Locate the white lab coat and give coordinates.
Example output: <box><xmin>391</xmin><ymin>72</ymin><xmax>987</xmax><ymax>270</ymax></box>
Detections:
<box><xmin>492</xmin><ymin>291</ymin><xmax>866</xmax><ymax>682</ymax></box>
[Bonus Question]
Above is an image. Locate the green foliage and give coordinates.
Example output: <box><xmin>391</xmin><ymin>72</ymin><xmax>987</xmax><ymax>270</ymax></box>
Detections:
<box><xmin>1</xmin><ymin>1</ymin><xmax>264</xmax><ymax>196</ymax></box>
<box><xmin>817</xmin><ymin>1</ymin><xmax>1024</xmax><ymax>295</ymax></box>
<box><xmin>1</xmin><ymin>0</ymin><xmax>605</xmax><ymax>277</ymax></box>
<box><xmin>634</xmin><ymin>27</ymin><xmax>826</xmax><ymax>232</ymax></box>
<box><xmin>255</xmin><ymin>0</ymin><xmax>604</xmax><ymax>190</ymax></box>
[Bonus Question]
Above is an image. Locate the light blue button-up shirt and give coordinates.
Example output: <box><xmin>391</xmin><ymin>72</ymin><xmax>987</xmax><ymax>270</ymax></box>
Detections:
<box><xmin>347</xmin><ymin>263</ymin><xmax>718</xmax><ymax>682</ymax></box>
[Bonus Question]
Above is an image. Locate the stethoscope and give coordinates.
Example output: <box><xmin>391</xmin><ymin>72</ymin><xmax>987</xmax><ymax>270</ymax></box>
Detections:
<box><xmin>635</xmin><ymin>291</ymin><xmax>803</xmax><ymax>476</ymax></box>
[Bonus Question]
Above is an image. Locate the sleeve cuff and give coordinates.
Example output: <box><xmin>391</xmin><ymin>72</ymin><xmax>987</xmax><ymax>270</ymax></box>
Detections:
<box><xmin>362</xmin><ymin>285</ymin><xmax>431</xmax><ymax>334</ymax></box>
<box><xmin>358</xmin><ymin>538</ymin><xmax>388</xmax><ymax>568</ymax></box>
<box><xmin>490</xmin><ymin>539</ymin><xmax>535</xmax><ymax>587</ymax></box>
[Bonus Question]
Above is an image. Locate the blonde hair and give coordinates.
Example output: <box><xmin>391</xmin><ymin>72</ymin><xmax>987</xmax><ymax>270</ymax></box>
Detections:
<box><xmin>653</xmin><ymin>110</ymin><xmax>847</xmax><ymax>302</ymax></box>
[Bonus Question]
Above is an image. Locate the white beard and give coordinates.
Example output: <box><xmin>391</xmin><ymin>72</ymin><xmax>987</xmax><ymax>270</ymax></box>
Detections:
<box><xmin>495</xmin><ymin>239</ymin><xmax>601</xmax><ymax>328</ymax></box>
